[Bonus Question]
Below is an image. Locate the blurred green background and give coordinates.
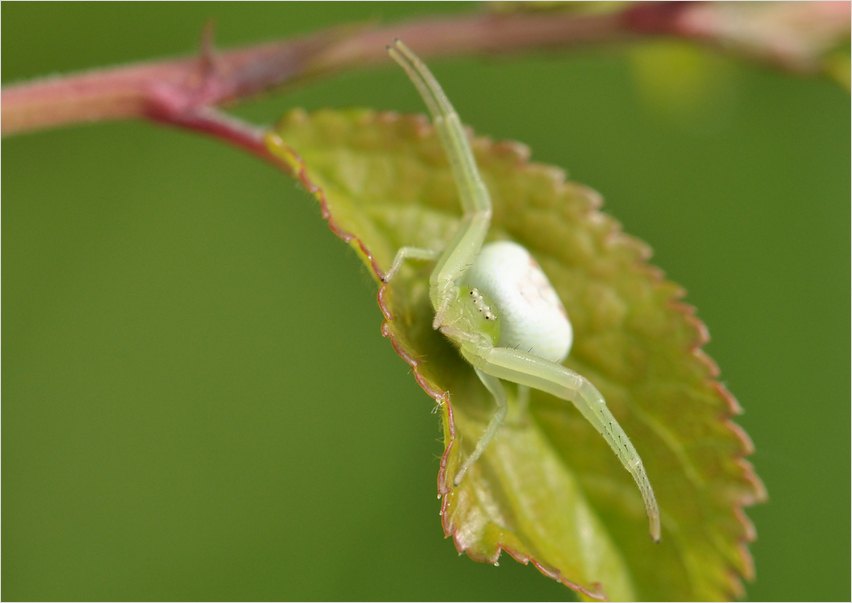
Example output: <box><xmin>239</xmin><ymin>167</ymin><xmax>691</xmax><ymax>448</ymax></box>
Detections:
<box><xmin>3</xmin><ymin>3</ymin><xmax>849</xmax><ymax>601</ymax></box>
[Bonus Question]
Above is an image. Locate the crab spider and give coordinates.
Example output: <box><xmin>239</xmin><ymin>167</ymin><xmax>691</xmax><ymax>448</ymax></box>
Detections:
<box><xmin>384</xmin><ymin>40</ymin><xmax>660</xmax><ymax>542</ymax></box>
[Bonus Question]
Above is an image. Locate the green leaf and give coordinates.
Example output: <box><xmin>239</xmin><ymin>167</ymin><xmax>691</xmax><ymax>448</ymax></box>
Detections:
<box><xmin>267</xmin><ymin>109</ymin><xmax>766</xmax><ymax>601</ymax></box>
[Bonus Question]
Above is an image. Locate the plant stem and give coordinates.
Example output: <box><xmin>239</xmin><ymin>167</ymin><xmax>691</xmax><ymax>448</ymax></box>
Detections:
<box><xmin>3</xmin><ymin>2</ymin><xmax>847</xmax><ymax>148</ymax></box>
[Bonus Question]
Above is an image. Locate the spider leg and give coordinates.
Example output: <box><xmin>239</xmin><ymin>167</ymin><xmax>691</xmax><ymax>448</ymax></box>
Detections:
<box><xmin>461</xmin><ymin>344</ymin><xmax>661</xmax><ymax>542</ymax></box>
<box><xmin>381</xmin><ymin>246</ymin><xmax>441</xmax><ymax>283</ymax></box>
<box><xmin>388</xmin><ymin>40</ymin><xmax>491</xmax><ymax>325</ymax></box>
<box><xmin>454</xmin><ymin>369</ymin><xmax>508</xmax><ymax>486</ymax></box>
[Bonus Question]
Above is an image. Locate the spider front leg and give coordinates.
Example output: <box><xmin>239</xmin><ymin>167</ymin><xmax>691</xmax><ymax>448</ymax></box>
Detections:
<box><xmin>460</xmin><ymin>342</ymin><xmax>662</xmax><ymax>542</ymax></box>
<box><xmin>387</xmin><ymin>40</ymin><xmax>492</xmax><ymax>328</ymax></box>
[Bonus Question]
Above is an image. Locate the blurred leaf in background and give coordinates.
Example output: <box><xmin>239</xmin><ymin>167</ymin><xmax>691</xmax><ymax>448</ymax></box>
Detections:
<box><xmin>3</xmin><ymin>2</ymin><xmax>849</xmax><ymax>601</ymax></box>
<box><xmin>629</xmin><ymin>41</ymin><xmax>739</xmax><ymax>136</ymax></box>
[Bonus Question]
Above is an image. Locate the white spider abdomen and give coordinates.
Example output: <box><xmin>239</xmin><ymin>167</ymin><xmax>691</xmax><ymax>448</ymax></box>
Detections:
<box><xmin>462</xmin><ymin>241</ymin><xmax>572</xmax><ymax>363</ymax></box>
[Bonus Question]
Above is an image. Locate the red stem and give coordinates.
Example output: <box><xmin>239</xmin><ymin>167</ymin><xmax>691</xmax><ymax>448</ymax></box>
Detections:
<box><xmin>0</xmin><ymin>6</ymin><xmax>659</xmax><ymax>137</ymax></box>
<box><xmin>3</xmin><ymin>2</ymin><xmax>847</xmax><ymax>157</ymax></box>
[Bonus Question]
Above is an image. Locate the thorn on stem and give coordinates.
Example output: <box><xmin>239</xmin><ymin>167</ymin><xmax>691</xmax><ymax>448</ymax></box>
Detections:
<box><xmin>198</xmin><ymin>19</ymin><xmax>217</xmax><ymax>79</ymax></box>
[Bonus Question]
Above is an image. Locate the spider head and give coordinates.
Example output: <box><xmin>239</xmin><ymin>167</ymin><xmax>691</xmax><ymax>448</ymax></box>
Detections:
<box><xmin>453</xmin><ymin>286</ymin><xmax>501</xmax><ymax>346</ymax></box>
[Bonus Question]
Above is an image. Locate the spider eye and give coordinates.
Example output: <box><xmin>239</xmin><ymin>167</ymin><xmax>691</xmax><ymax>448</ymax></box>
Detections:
<box><xmin>463</xmin><ymin>287</ymin><xmax>498</xmax><ymax>324</ymax></box>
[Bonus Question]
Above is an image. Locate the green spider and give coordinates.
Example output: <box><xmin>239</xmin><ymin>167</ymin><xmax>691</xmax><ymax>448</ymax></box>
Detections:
<box><xmin>383</xmin><ymin>39</ymin><xmax>660</xmax><ymax>542</ymax></box>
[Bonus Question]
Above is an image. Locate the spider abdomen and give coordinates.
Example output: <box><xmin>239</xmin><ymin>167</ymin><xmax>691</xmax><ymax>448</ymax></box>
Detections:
<box><xmin>463</xmin><ymin>241</ymin><xmax>572</xmax><ymax>363</ymax></box>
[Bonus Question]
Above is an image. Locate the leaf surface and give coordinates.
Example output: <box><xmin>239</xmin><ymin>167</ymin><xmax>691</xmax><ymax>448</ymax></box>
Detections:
<box><xmin>267</xmin><ymin>109</ymin><xmax>766</xmax><ymax>601</ymax></box>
